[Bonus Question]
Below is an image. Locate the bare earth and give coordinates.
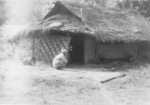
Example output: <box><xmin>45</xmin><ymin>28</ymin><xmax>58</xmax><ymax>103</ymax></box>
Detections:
<box><xmin>0</xmin><ymin>60</ymin><xmax>150</xmax><ymax>105</ymax></box>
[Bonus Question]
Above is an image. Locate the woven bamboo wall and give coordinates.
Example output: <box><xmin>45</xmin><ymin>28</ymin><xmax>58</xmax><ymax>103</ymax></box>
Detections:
<box><xmin>34</xmin><ymin>34</ymin><xmax>71</xmax><ymax>64</ymax></box>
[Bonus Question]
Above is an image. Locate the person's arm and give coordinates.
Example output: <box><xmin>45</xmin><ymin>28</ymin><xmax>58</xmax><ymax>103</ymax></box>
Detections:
<box><xmin>61</xmin><ymin>55</ymin><xmax>68</xmax><ymax>63</ymax></box>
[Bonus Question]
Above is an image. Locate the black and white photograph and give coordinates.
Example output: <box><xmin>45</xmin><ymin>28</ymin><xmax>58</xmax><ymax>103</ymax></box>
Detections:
<box><xmin>0</xmin><ymin>0</ymin><xmax>150</xmax><ymax>105</ymax></box>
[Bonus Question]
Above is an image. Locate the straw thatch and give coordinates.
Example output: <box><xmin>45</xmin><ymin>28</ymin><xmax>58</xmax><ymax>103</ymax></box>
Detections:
<box><xmin>10</xmin><ymin>1</ymin><xmax>150</xmax><ymax>42</ymax></box>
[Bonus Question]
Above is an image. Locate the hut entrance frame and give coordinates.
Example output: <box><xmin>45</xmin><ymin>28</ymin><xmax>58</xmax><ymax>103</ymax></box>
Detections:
<box><xmin>69</xmin><ymin>34</ymin><xmax>85</xmax><ymax>64</ymax></box>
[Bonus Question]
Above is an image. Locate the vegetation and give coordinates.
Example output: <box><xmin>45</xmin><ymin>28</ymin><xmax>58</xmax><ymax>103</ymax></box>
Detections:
<box><xmin>117</xmin><ymin>0</ymin><xmax>150</xmax><ymax>18</ymax></box>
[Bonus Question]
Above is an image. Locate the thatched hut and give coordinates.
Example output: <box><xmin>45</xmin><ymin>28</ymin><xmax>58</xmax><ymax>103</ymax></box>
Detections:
<box><xmin>10</xmin><ymin>1</ymin><xmax>150</xmax><ymax>64</ymax></box>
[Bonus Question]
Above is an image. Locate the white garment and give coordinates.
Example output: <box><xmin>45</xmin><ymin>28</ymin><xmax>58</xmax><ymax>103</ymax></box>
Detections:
<box><xmin>52</xmin><ymin>53</ymin><xmax>68</xmax><ymax>68</ymax></box>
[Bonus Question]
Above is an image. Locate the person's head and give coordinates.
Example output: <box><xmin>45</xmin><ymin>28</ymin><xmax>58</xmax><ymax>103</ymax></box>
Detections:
<box><xmin>61</xmin><ymin>49</ymin><xmax>67</xmax><ymax>56</ymax></box>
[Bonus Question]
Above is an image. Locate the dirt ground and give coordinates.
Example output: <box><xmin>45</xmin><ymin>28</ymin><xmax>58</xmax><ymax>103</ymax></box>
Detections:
<box><xmin>0</xmin><ymin>60</ymin><xmax>150</xmax><ymax>105</ymax></box>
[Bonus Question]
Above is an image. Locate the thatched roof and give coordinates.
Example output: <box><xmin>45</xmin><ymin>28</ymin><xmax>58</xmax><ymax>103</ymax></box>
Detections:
<box><xmin>10</xmin><ymin>1</ymin><xmax>150</xmax><ymax>42</ymax></box>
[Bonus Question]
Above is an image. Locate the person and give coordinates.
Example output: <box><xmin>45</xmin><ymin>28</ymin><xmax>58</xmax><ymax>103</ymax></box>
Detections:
<box><xmin>52</xmin><ymin>49</ymin><xmax>68</xmax><ymax>69</ymax></box>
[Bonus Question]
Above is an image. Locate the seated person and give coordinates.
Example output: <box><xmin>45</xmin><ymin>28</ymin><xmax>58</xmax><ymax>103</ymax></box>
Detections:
<box><xmin>52</xmin><ymin>49</ymin><xmax>68</xmax><ymax>69</ymax></box>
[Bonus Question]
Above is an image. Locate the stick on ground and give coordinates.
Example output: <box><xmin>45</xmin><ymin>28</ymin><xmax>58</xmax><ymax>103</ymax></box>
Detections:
<box><xmin>100</xmin><ymin>74</ymin><xmax>126</xmax><ymax>83</ymax></box>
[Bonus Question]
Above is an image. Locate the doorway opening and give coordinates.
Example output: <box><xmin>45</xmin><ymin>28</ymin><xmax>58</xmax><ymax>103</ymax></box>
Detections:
<box><xmin>69</xmin><ymin>34</ymin><xmax>85</xmax><ymax>64</ymax></box>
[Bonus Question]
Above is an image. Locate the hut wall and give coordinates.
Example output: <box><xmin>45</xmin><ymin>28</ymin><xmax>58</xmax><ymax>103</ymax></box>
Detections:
<box><xmin>97</xmin><ymin>41</ymin><xmax>150</xmax><ymax>60</ymax></box>
<box><xmin>125</xmin><ymin>41</ymin><xmax>150</xmax><ymax>60</ymax></box>
<box><xmin>140</xmin><ymin>41</ymin><xmax>150</xmax><ymax>58</ymax></box>
<box><xmin>96</xmin><ymin>42</ymin><xmax>129</xmax><ymax>60</ymax></box>
<box><xmin>14</xmin><ymin>37</ymin><xmax>33</xmax><ymax>60</ymax></box>
<box><xmin>34</xmin><ymin>34</ymin><xmax>71</xmax><ymax>64</ymax></box>
<box><xmin>84</xmin><ymin>36</ymin><xmax>96</xmax><ymax>64</ymax></box>
<box><xmin>14</xmin><ymin>34</ymin><xmax>71</xmax><ymax>63</ymax></box>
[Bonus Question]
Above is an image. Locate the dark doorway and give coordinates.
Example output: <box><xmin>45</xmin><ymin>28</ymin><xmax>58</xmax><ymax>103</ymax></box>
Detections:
<box><xmin>69</xmin><ymin>34</ymin><xmax>84</xmax><ymax>64</ymax></box>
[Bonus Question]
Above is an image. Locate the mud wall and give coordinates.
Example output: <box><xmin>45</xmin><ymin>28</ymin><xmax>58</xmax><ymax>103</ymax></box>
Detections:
<box><xmin>97</xmin><ymin>42</ymin><xmax>129</xmax><ymax>59</ymax></box>
<box><xmin>96</xmin><ymin>41</ymin><xmax>150</xmax><ymax>60</ymax></box>
<box><xmin>84</xmin><ymin>36</ymin><xmax>96</xmax><ymax>64</ymax></box>
<box><xmin>140</xmin><ymin>41</ymin><xmax>150</xmax><ymax>58</ymax></box>
<box><xmin>14</xmin><ymin>37</ymin><xmax>33</xmax><ymax>60</ymax></box>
